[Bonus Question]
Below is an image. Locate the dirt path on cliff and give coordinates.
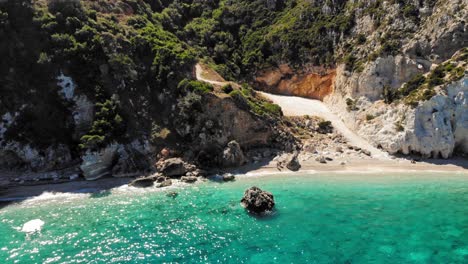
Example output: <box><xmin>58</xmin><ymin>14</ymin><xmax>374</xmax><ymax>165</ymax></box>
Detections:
<box><xmin>194</xmin><ymin>63</ymin><xmax>389</xmax><ymax>159</ymax></box>
<box><xmin>195</xmin><ymin>64</ymin><xmax>228</xmax><ymax>86</ymax></box>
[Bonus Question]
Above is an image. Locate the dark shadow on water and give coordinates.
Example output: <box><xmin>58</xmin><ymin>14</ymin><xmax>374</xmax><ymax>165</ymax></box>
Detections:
<box><xmin>245</xmin><ymin>208</ymin><xmax>279</xmax><ymax>221</ymax></box>
<box><xmin>0</xmin><ymin>177</ymin><xmax>132</xmax><ymax>204</ymax></box>
<box><xmin>393</xmin><ymin>154</ymin><xmax>468</xmax><ymax>170</ymax></box>
<box><xmin>0</xmin><ymin>200</ymin><xmax>13</xmax><ymax>210</ymax></box>
<box><xmin>89</xmin><ymin>190</ymin><xmax>112</xmax><ymax>199</ymax></box>
<box><xmin>205</xmin><ymin>156</ymin><xmax>277</xmax><ymax>183</ymax></box>
<box><xmin>165</xmin><ymin>191</ymin><xmax>178</xmax><ymax>199</ymax></box>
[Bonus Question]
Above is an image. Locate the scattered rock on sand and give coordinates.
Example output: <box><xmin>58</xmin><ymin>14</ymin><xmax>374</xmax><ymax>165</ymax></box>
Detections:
<box><xmin>240</xmin><ymin>186</ymin><xmax>275</xmax><ymax>214</ymax></box>
<box><xmin>316</xmin><ymin>156</ymin><xmax>327</xmax><ymax>164</ymax></box>
<box><xmin>361</xmin><ymin>150</ymin><xmax>372</xmax><ymax>156</ymax></box>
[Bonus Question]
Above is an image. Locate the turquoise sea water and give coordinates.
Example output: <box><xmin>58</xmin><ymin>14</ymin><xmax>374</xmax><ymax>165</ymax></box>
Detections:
<box><xmin>1</xmin><ymin>173</ymin><xmax>468</xmax><ymax>263</ymax></box>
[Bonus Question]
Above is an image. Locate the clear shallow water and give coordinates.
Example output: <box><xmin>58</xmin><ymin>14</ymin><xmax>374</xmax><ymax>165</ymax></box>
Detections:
<box><xmin>1</xmin><ymin>173</ymin><xmax>468</xmax><ymax>263</ymax></box>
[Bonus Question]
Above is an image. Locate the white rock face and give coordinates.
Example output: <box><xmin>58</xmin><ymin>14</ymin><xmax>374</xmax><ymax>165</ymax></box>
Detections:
<box><xmin>0</xmin><ymin>73</ymin><xmax>89</xmax><ymax>171</ymax></box>
<box><xmin>333</xmin><ymin>56</ymin><xmax>427</xmax><ymax>102</ymax></box>
<box><xmin>449</xmin><ymin>78</ymin><xmax>468</xmax><ymax>153</ymax></box>
<box><xmin>80</xmin><ymin>144</ymin><xmax>119</xmax><ymax>180</ymax></box>
<box><xmin>57</xmin><ymin>72</ymin><xmax>76</xmax><ymax>100</ymax></box>
<box><xmin>1</xmin><ymin>142</ymin><xmax>73</xmax><ymax>169</ymax></box>
<box><xmin>72</xmin><ymin>95</ymin><xmax>94</xmax><ymax>132</ymax></box>
<box><xmin>403</xmin><ymin>1</ymin><xmax>468</xmax><ymax>62</ymax></box>
<box><xmin>57</xmin><ymin>71</ymin><xmax>94</xmax><ymax>134</ymax></box>
<box><xmin>328</xmin><ymin>76</ymin><xmax>468</xmax><ymax>158</ymax></box>
<box><xmin>0</xmin><ymin>112</ymin><xmax>17</xmax><ymax>141</ymax></box>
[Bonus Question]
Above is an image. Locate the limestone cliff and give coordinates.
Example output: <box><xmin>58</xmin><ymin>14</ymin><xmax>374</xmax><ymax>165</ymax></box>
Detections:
<box><xmin>252</xmin><ymin>0</ymin><xmax>467</xmax><ymax>158</ymax></box>
<box><xmin>328</xmin><ymin>77</ymin><xmax>467</xmax><ymax>158</ymax></box>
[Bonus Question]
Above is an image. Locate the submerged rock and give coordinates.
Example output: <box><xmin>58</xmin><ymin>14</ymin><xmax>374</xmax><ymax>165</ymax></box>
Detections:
<box><xmin>240</xmin><ymin>186</ymin><xmax>275</xmax><ymax>214</ymax></box>
<box><xmin>166</xmin><ymin>191</ymin><xmax>178</xmax><ymax>198</ymax></box>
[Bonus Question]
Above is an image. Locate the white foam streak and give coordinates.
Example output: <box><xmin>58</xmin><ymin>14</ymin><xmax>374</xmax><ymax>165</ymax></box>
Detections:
<box><xmin>21</xmin><ymin>219</ymin><xmax>44</xmax><ymax>233</ymax></box>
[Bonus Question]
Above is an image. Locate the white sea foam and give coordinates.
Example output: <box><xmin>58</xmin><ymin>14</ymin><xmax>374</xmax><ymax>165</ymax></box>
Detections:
<box><xmin>21</xmin><ymin>219</ymin><xmax>44</xmax><ymax>233</ymax></box>
<box><xmin>18</xmin><ymin>191</ymin><xmax>91</xmax><ymax>207</ymax></box>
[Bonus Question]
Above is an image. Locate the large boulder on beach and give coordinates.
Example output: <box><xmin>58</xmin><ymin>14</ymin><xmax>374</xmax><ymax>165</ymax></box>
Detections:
<box><xmin>240</xmin><ymin>186</ymin><xmax>275</xmax><ymax>214</ymax></box>
<box><xmin>129</xmin><ymin>176</ymin><xmax>155</xmax><ymax>188</ymax></box>
<box><xmin>80</xmin><ymin>145</ymin><xmax>118</xmax><ymax>180</ymax></box>
<box><xmin>221</xmin><ymin>141</ymin><xmax>246</xmax><ymax>167</ymax></box>
<box><xmin>286</xmin><ymin>152</ymin><xmax>301</xmax><ymax>171</ymax></box>
<box><xmin>157</xmin><ymin>158</ymin><xmax>187</xmax><ymax>177</ymax></box>
<box><xmin>222</xmin><ymin>174</ymin><xmax>235</xmax><ymax>182</ymax></box>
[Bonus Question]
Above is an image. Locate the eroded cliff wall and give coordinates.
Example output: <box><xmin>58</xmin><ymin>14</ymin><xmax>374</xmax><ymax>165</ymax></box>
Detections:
<box><xmin>256</xmin><ymin>65</ymin><xmax>335</xmax><ymax>101</ymax></box>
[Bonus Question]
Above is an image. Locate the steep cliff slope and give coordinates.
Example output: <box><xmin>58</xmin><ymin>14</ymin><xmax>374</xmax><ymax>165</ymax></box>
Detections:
<box><xmin>0</xmin><ymin>0</ymin><xmax>292</xmax><ymax>180</ymax></box>
<box><xmin>0</xmin><ymin>0</ymin><xmax>466</xmax><ymax>181</ymax></box>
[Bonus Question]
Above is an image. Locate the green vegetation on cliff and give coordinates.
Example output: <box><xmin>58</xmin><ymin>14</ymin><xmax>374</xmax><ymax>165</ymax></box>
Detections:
<box><xmin>0</xmin><ymin>0</ymin><xmax>464</xmax><ymax>165</ymax></box>
<box><xmin>0</xmin><ymin>0</ymin><xmax>357</xmax><ymax>153</ymax></box>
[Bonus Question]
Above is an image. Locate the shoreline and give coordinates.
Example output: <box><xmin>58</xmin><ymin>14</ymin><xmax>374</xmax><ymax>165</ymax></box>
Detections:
<box><xmin>229</xmin><ymin>156</ymin><xmax>468</xmax><ymax>175</ymax></box>
<box><xmin>1</xmin><ymin>157</ymin><xmax>467</xmax><ymax>203</ymax></box>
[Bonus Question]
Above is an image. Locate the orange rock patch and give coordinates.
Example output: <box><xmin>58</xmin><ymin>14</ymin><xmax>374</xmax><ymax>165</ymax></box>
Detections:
<box><xmin>256</xmin><ymin>65</ymin><xmax>335</xmax><ymax>101</ymax></box>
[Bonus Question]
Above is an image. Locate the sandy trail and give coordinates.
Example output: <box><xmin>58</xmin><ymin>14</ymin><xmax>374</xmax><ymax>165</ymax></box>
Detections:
<box><xmin>259</xmin><ymin>92</ymin><xmax>389</xmax><ymax>159</ymax></box>
<box><xmin>195</xmin><ymin>63</ymin><xmax>389</xmax><ymax>159</ymax></box>
<box><xmin>195</xmin><ymin>64</ymin><xmax>227</xmax><ymax>86</ymax></box>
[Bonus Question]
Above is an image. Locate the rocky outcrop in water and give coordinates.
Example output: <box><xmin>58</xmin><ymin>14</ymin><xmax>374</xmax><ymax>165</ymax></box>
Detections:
<box><xmin>240</xmin><ymin>186</ymin><xmax>275</xmax><ymax>214</ymax></box>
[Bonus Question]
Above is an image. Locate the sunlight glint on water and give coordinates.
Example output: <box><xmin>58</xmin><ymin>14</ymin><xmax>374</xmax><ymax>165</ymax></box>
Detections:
<box><xmin>1</xmin><ymin>173</ymin><xmax>468</xmax><ymax>263</ymax></box>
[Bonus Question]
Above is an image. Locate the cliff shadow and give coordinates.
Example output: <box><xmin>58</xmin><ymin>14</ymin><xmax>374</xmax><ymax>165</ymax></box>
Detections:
<box><xmin>393</xmin><ymin>154</ymin><xmax>468</xmax><ymax>170</ymax></box>
<box><xmin>0</xmin><ymin>177</ymin><xmax>132</xmax><ymax>203</ymax></box>
<box><xmin>206</xmin><ymin>157</ymin><xmax>278</xmax><ymax>183</ymax></box>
